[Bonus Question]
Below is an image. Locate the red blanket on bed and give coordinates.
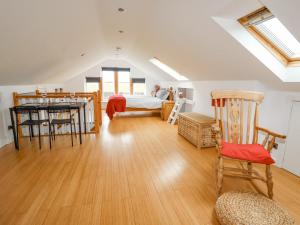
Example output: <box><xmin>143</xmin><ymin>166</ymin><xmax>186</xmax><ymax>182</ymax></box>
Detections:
<box><xmin>106</xmin><ymin>95</ymin><xmax>126</xmax><ymax>120</ymax></box>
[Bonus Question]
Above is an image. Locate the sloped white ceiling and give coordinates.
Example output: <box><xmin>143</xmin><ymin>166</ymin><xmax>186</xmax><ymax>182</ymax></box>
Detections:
<box><xmin>0</xmin><ymin>0</ymin><xmax>106</xmax><ymax>84</ymax></box>
<box><xmin>1</xmin><ymin>0</ymin><xmax>300</xmax><ymax>90</ymax></box>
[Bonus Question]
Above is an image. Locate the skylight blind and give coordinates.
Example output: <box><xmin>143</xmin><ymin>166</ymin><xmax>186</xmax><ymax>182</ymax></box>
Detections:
<box><xmin>254</xmin><ymin>18</ymin><xmax>300</xmax><ymax>58</ymax></box>
<box><xmin>255</xmin><ymin>24</ymin><xmax>291</xmax><ymax>57</ymax></box>
<box><xmin>243</xmin><ymin>8</ymin><xmax>274</xmax><ymax>27</ymax></box>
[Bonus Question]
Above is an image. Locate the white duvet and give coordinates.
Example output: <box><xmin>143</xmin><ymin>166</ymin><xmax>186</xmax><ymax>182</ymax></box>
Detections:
<box><xmin>125</xmin><ymin>95</ymin><xmax>163</xmax><ymax>109</ymax></box>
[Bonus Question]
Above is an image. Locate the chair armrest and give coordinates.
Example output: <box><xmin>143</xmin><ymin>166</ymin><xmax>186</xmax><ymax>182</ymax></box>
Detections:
<box><xmin>256</xmin><ymin>126</ymin><xmax>286</xmax><ymax>139</ymax></box>
<box><xmin>256</xmin><ymin>126</ymin><xmax>286</xmax><ymax>152</ymax></box>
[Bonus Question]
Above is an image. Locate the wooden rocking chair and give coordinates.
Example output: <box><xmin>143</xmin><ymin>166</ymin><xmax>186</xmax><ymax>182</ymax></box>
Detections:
<box><xmin>211</xmin><ymin>90</ymin><xmax>286</xmax><ymax>199</ymax></box>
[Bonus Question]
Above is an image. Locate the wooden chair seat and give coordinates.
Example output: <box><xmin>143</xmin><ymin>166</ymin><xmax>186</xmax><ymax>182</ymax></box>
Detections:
<box><xmin>221</xmin><ymin>142</ymin><xmax>274</xmax><ymax>164</ymax></box>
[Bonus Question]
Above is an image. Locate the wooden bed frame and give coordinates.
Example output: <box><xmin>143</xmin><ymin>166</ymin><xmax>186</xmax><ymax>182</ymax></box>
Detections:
<box><xmin>124</xmin><ymin>100</ymin><xmax>175</xmax><ymax>121</ymax></box>
<box><xmin>125</xmin><ymin>107</ymin><xmax>161</xmax><ymax>113</ymax></box>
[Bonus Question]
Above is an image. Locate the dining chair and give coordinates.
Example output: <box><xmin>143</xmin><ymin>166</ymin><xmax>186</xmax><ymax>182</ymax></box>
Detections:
<box><xmin>15</xmin><ymin>106</ymin><xmax>50</xmax><ymax>149</ymax></box>
<box><xmin>211</xmin><ymin>90</ymin><xmax>286</xmax><ymax>199</ymax></box>
<box><xmin>48</xmin><ymin>106</ymin><xmax>77</xmax><ymax>147</ymax></box>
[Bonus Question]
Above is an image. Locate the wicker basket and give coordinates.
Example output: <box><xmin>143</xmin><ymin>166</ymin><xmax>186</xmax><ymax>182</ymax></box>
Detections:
<box><xmin>178</xmin><ymin>112</ymin><xmax>215</xmax><ymax>149</ymax></box>
<box><xmin>215</xmin><ymin>192</ymin><xmax>295</xmax><ymax>225</ymax></box>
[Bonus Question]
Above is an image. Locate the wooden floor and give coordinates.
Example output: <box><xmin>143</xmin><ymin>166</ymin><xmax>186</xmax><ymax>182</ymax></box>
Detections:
<box><xmin>0</xmin><ymin>114</ymin><xmax>300</xmax><ymax>225</ymax></box>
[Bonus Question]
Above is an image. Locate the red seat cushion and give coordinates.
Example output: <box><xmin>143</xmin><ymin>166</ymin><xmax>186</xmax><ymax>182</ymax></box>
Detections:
<box><xmin>221</xmin><ymin>142</ymin><xmax>275</xmax><ymax>165</ymax></box>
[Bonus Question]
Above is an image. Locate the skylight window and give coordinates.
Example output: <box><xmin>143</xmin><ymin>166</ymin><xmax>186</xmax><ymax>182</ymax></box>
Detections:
<box><xmin>150</xmin><ymin>58</ymin><xmax>188</xmax><ymax>81</ymax></box>
<box><xmin>239</xmin><ymin>7</ymin><xmax>300</xmax><ymax>66</ymax></box>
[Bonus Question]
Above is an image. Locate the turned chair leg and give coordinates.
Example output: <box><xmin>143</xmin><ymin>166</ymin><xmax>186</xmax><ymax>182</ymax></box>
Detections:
<box><xmin>266</xmin><ymin>165</ymin><xmax>273</xmax><ymax>199</ymax></box>
<box><xmin>247</xmin><ymin>162</ymin><xmax>252</xmax><ymax>177</ymax></box>
<box><xmin>217</xmin><ymin>156</ymin><xmax>224</xmax><ymax>196</ymax></box>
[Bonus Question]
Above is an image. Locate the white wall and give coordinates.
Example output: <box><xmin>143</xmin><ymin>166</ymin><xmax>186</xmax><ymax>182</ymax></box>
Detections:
<box><xmin>0</xmin><ymin>84</ymin><xmax>62</xmax><ymax>148</ymax></box>
<box><xmin>1</xmin><ymin>78</ymin><xmax>298</xmax><ymax>169</ymax></box>
<box><xmin>160</xmin><ymin>80</ymin><xmax>298</xmax><ymax>168</ymax></box>
<box><xmin>64</xmin><ymin>59</ymin><xmax>159</xmax><ymax>95</ymax></box>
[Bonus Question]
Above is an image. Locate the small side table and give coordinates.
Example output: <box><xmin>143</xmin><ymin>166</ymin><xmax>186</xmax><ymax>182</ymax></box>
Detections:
<box><xmin>161</xmin><ymin>101</ymin><xmax>175</xmax><ymax>121</ymax></box>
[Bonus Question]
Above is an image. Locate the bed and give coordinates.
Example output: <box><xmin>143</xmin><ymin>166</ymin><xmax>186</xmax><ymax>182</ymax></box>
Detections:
<box><xmin>106</xmin><ymin>90</ymin><xmax>173</xmax><ymax>119</ymax></box>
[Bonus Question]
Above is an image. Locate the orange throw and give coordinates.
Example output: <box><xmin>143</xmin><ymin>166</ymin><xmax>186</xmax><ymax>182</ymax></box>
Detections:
<box><xmin>106</xmin><ymin>95</ymin><xmax>126</xmax><ymax>120</ymax></box>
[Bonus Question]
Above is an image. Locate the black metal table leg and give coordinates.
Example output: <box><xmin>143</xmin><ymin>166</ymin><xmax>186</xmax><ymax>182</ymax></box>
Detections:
<box><xmin>29</xmin><ymin>111</ymin><xmax>34</xmax><ymax>137</ymax></box>
<box><xmin>9</xmin><ymin>108</ymin><xmax>19</xmax><ymax>150</ymax></box>
<box><xmin>83</xmin><ymin>103</ymin><xmax>87</xmax><ymax>134</ymax></box>
<box><xmin>78</xmin><ymin>107</ymin><xmax>82</xmax><ymax>144</ymax></box>
<box><xmin>37</xmin><ymin>111</ymin><xmax>41</xmax><ymax>149</ymax></box>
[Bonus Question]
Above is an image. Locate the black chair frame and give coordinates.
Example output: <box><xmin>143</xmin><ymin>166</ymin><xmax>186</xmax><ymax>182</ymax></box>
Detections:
<box><xmin>15</xmin><ymin>107</ymin><xmax>50</xmax><ymax>149</ymax></box>
<box><xmin>47</xmin><ymin>106</ymin><xmax>77</xmax><ymax>148</ymax></box>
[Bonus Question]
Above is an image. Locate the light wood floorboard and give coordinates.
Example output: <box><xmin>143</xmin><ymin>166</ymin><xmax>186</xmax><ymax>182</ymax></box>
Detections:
<box><xmin>0</xmin><ymin>114</ymin><xmax>299</xmax><ymax>225</ymax></box>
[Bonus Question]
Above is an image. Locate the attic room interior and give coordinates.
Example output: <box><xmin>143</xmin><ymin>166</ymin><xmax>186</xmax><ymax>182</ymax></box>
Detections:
<box><xmin>1</xmin><ymin>0</ymin><xmax>300</xmax><ymax>224</ymax></box>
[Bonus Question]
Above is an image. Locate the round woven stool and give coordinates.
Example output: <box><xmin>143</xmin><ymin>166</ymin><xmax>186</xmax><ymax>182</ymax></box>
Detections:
<box><xmin>215</xmin><ymin>192</ymin><xmax>295</xmax><ymax>225</ymax></box>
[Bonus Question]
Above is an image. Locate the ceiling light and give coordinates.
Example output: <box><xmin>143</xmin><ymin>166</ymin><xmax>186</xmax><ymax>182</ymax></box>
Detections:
<box><xmin>149</xmin><ymin>58</ymin><xmax>188</xmax><ymax>81</ymax></box>
<box><xmin>118</xmin><ymin>8</ymin><xmax>125</xmax><ymax>12</ymax></box>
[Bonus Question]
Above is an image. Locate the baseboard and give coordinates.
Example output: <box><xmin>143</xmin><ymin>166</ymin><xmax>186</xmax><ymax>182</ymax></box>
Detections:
<box><xmin>0</xmin><ymin>138</ymin><xmax>11</xmax><ymax>149</ymax></box>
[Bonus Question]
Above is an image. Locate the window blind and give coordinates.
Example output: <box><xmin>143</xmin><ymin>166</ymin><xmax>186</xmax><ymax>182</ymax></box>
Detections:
<box><xmin>86</xmin><ymin>77</ymin><xmax>101</xmax><ymax>83</ymax></box>
<box><xmin>102</xmin><ymin>67</ymin><xmax>130</xmax><ymax>72</ymax></box>
<box><xmin>132</xmin><ymin>78</ymin><xmax>145</xmax><ymax>83</ymax></box>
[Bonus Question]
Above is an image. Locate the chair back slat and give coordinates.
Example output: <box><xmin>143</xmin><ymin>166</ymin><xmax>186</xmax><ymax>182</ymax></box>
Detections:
<box><xmin>220</xmin><ymin>98</ymin><xmax>225</xmax><ymax>139</ymax></box>
<box><xmin>212</xmin><ymin>90</ymin><xmax>264</xmax><ymax>144</ymax></box>
<box><xmin>227</xmin><ymin>99</ymin><xmax>231</xmax><ymax>142</ymax></box>
<box><xmin>239</xmin><ymin>99</ymin><xmax>244</xmax><ymax>144</ymax></box>
<box><xmin>253</xmin><ymin>103</ymin><xmax>260</xmax><ymax>144</ymax></box>
<box><xmin>231</xmin><ymin>99</ymin><xmax>242</xmax><ymax>143</ymax></box>
<box><xmin>246</xmin><ymin>101</ymin><xmax>253</xmax><ymax>144</ymax></box>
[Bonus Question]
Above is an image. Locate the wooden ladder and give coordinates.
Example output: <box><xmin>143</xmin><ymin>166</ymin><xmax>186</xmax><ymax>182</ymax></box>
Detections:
<box><xmin>167</xmin><ymin>98</ymin><xmax>185</xmax><ymax>125</ymax></box>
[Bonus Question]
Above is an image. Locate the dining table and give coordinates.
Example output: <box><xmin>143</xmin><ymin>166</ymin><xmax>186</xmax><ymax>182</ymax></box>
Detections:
<box><xmin>9</xmin><ymin>102</ymin><xmax>87</xmax><ymax>150</ymax></box>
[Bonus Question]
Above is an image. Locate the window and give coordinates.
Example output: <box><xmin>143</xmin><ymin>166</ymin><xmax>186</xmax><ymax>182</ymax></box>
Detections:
<box><xmin>118</xmin><ymin>71</ymin><xmax>130</xmax><ymax>95</ymax></box>
<box><xmin>239</xmin><ymin>7</ymin><xmax>300</xmax><ymax>66</ymax></box>
<box><xmin>85</xmin><ymin>77</ymin><xmax>100</xmax><ymax>92</ymax></box>
<box><xmin>102</xmin><ymin>67</ymin><xmax>141</xmax><ymax>99</ymax></box>
<box><xmin>102</xmin><ymin>70</ymin><xmax>115</xmax><ymax>99</ymax></box>
<box><xmin>132</xmin><ymin>78</ymin><xmax>146</xmax><ymax>95</ymax></box>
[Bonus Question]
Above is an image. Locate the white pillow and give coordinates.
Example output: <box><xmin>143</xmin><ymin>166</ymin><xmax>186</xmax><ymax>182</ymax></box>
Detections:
<box><xmin>156</xmin><ymin>89</ymin><xmax>169</xmax><ymax>100</ymax></box>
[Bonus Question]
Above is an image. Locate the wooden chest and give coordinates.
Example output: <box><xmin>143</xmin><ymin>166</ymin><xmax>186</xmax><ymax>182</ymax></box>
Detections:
<box><xmin>178</xmin><ymin>112</ymin><xmax>216</xmax><ymax>149</ymax></box>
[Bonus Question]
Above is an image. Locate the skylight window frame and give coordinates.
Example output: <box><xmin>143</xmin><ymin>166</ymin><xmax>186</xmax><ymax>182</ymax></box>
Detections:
<box><xmin>239</xmin><ymin>7</ymin><xmax>300</xmax><ymax>67</ymax></box>
<box><xmin>149</xmin><ymin>58</ymin><xmax>188</xmax><ymax>81</ymax></box>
